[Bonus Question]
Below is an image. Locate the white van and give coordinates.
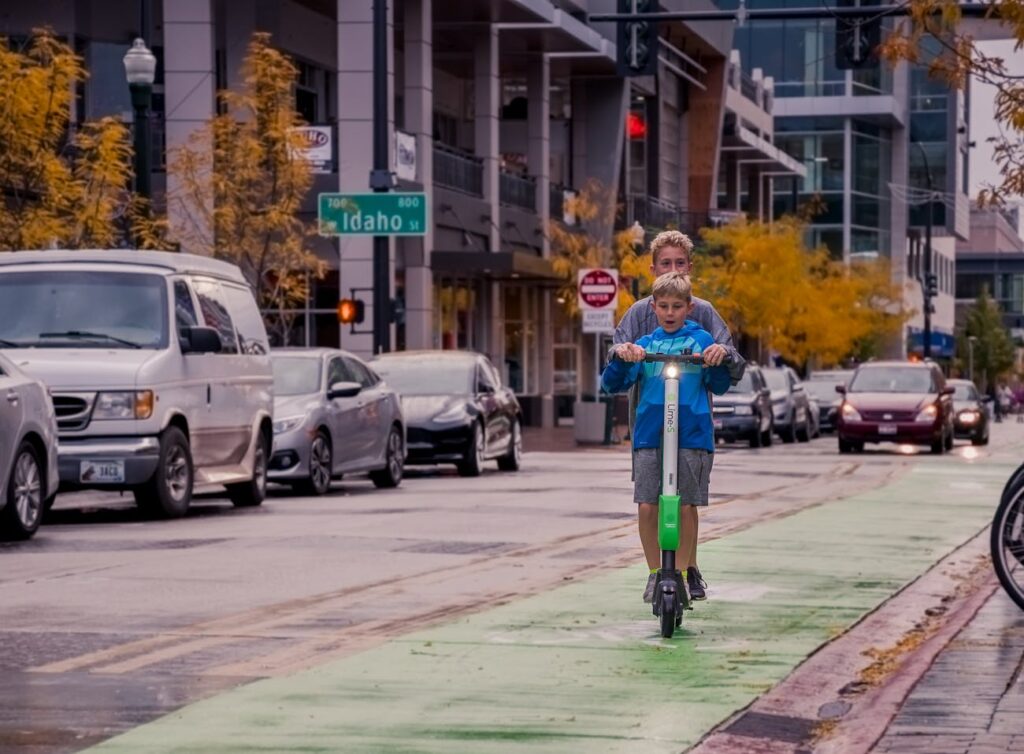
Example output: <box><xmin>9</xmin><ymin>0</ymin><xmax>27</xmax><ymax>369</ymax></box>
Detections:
<box><xmin>0</xmin><ymin>250</ymin><xmax>273</xmax><ymax>517</ymax></box>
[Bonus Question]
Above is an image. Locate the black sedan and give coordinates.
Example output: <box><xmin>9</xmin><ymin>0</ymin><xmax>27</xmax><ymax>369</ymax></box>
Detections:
<box><xmin>949</xmin><ymin>378</ymin><xmax>990</xmax><ymax>446</ymax></box>
<box><xmin>712</xmin><ymin>365</ymin><xmax>774</xmax><ymax>448</ymax></box>
<box><xmin>371</xmin><ymin>350</ymin><xmax>522</xmax><ymax>476</ymax></box>
<box><xmin>804</xmin><ymin>370</ymin><xmax>853</xmax><ymax>434</ymax></box>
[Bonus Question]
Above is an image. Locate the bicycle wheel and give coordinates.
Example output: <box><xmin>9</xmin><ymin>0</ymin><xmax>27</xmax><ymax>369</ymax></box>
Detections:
<box><xmin>1000</xmin><ymin>462</ymin><xmax>1024</xmax><ymax>505</ymax></box>
<box><xmin>991</xmin><ymin>479</ymin><xmax>1024</xmax><ymax>611</ymax></box>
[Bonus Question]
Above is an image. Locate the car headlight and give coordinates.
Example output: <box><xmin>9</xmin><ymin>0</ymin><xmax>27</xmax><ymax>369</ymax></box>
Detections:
<box><xmin>434</xmin><ymin>404</ymin><xmax>470</xmax><ymax>423</ymax></box>
<box><xmin>915</xmin><ymin>404</ymin><xmax>938</xmax><ymax>423</ymax></box>
<box><xmin>959</xmin><ymin>410</ymin><xmax>979</xmax><ymax>424</ymax></box>
<box><xmin>733</xmin><ymin>404</ymin><xmax>753</xmax><ymax>415</ymax></box>
<box><xmin>273</xmin><ymin>415</ymin><xmax>306</xmax><ymax>434</ymax></box>
<box><xmin>93</xmin><ymin>390</ymin><xmax>154</xmax><ymax>420</ymax></box>
<box><xmin>841</xmin><ymin>402</ymin><xmax>862</xmax><ymax>422</ymax></box>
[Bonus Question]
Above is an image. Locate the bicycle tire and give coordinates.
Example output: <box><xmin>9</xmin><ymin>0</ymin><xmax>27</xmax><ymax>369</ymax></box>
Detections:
<box><xmin>991</xmin><ymin>479</ymin><xmax>1024</xmax><ymax>612</ymax></box>
<box><xmin>999</xmin><ymin>462</ymin><xmax>1024</xmax><ymax>507</ymax></box>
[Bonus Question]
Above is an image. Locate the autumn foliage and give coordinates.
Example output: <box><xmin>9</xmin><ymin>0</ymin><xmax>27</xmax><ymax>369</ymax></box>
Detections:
<box><xmin>698</xmin><ymin>217</ymin><xmax>908</xmax><ymax>368</ymax></box>
<box><xmin>0</xmin><ymin>30</ymin><xmax>148</xmax><ymax>250</ymax></box>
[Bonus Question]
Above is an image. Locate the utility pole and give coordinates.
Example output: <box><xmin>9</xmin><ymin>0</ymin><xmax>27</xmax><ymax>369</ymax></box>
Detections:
<box><xmin>913</xmin><ymin>141</ymin><xmax>936</xmax><ymax>360</ymax></box>
<box><xmin>370</xmin><ymin>0</ymin><xmax>392</xmax><ymax>354</ymax></box>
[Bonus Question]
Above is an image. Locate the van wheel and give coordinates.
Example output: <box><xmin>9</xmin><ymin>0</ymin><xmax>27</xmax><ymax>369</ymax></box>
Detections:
<box><xmin>228</xmin><ymin>432</ymin><xmax>269</xmax><ymax>507</ymax></box>
<box><xmin>134</xmin><ymin>427</ymin><xmax>193</xmax><ymax>518</ymax></box>
<box><xmin>1</xmin><ymin>443</ymin><xmax>44</xmax><ymax>541</ymax></box>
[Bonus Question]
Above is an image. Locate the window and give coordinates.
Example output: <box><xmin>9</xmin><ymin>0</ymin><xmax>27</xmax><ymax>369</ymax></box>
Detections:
<box><xmin>477</xmin><ymin>361</ymin><xmax>499</xmax><ymax>393</ymax></box>
<box><xmin>174</xmin><ymin>281</ymin><xmax>198</xmax><ymax>339</ymax></box>
<box><xmin>327</xmin><ymin>357</ymin><xmax>356</xmax><ymax>387</ymax></box>
<box><xmin>222</xmin><ymin>284</ymin><xmax>268</xmax><ymax>355</ymax></box>
<box><xmin>192</xmin><ymin>279</ymin><xmax>239</xmax><ymax>354</ymax></box>
<box><xmin>345</xmin><ymin>357</ymin><xmax>378</xmax><ymax>388</ymax></box>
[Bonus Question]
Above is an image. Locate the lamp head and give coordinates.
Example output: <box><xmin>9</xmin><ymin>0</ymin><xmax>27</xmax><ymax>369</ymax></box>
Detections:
<box><xmin>123</xmin><ymin>38</ymin><xmax>157</xmax><ymax>86</ymax></box>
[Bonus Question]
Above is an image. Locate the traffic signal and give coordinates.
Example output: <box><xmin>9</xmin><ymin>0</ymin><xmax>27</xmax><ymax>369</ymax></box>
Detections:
<box><xmin>617</xmin><ymin>0</ymin><xmax>658</xmax><ymax>77</ymax></box>
<box><xmin>925</xmin><ymin>274</ymin><xmax>939</xmax><ymax>299</ymax></box>
<box><xmin>835</xmin><ymin>0</ymin><xmax>882</xmax><ymax>70</ymax></box>
<box><xmin>337</xmin><ymin>298</ymin><xmax>365</xmax><ymax>324</ymax></box>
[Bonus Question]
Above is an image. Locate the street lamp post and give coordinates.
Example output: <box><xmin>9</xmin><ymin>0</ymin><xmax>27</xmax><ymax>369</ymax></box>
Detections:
<box><xmin>123</xmin><ymin>38</ymin><xmax>157</xmax><ymax>223</ymax></box>
<box><xmin>912</xmin><ymin>141</ymin><xmax>935</xmax><ymax>360</ymax></box>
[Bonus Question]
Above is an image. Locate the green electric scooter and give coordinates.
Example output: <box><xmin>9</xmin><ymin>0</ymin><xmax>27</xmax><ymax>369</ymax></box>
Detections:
<box><xmin>643</xmin><ymin>351</ymin><xmax>708</xmax><ymax>638</ymax></box>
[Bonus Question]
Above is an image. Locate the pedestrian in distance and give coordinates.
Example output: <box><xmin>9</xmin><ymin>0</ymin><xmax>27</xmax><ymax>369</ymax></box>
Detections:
<box><xmin>602</xmin><ymin>272</ymin><xmax>732</xmax><ymax>605</ymax></box>
<box><xmin>609</xmin><ymin>229</ymin><xmax>746</xmax><ymax>600</ymax></box>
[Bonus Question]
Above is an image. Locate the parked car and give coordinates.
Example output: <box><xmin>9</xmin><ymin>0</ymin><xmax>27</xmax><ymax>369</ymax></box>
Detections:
<box><xmin>0</xmin><ymin>354</ymin><xmax>59</xmax><ymax>540</ymax></box>
<box><xmin>712</xmin><ymin>365</ymin><xmax>774</xmax><ymax>448</ymax></box>
<box><xmin>805</xmin><ymin>370</ymin><xmax>854</xmax><ymax>434</ymax></box>
<box><xmin>836</xmin><ymin>360</ymin><xmax>954</xmax><ymax>454</ymax></box>
<box><xmin>269</xmin><ymin>349</ymin><xmax>405</xmax><ymax>494</ymax></box>
<box><xmin>762</xmin><ymin>366</ymin><xmax>813</xmax><ymax>443</ymax></box>
<box><xmin>371</xmin><ymin>350</ymin><xmax>521</xmax><ymax>476</ymax></box>
<box><xmin>0</xmin><ymin>250</ymin><xmax>273</xmax><ymax>518</ymax></box>
<box><xmin>948</xmin><ymin>378</ymin><xmax>990</xmax><ymax>446</ymax></box>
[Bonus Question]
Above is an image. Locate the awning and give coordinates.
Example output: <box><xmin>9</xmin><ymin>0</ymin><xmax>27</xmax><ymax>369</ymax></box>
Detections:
<box><xmin>431</xmin><ymin>250</ymin><xmax>560</xmax><ymax>281</ymax></box>
<box><xmin>721</xmin><ymin>125</ymin><xmax>807</xmax><ymax>177</ymax></box>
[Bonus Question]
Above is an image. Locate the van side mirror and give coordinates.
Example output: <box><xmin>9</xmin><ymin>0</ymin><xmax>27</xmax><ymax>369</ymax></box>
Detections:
<box><xmin>181</xmin><ymin>326</ymin><xmax>222</xmax><ymax>354</ymax></box>
<box><xmin>328</xmin><ymin>381</ymin><xmax>362</xmax><ymax>400</ymax></box>
<box><xmin>835</xmin><ymin>384</ymin><xmax>846</xmax><ymax>394</ymax></box>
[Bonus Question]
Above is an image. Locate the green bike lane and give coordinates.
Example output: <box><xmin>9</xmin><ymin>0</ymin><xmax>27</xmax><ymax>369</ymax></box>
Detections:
<box><xmin>89</xmin><ymin>454</ymin><xmax>1014</xmax><ymax>754</ymax></box>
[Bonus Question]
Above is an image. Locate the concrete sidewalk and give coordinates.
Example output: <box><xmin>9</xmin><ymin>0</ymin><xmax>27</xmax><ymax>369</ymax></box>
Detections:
<box><xmin>87</xmin><ymin>452</ymin><xmax>1015</xmax><ymax>753</ymax></box>
<box><xmin>872</xmin><ymin>588</ymin><xmax>1024</xmax><ymax>754</ymax></box>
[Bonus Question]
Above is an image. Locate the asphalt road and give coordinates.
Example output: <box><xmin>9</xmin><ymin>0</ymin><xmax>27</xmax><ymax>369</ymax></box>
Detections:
<box><xmin>0</xmin><ymin>431</ymin><xmax>1007</xmax><ymax>753</ymax></box>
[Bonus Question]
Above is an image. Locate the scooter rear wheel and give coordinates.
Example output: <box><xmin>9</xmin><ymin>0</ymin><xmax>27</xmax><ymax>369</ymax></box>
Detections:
<box><xmin>660</xmin><ymin>593</ymin><xmax>677</xmax><ymax>638</ymax></box>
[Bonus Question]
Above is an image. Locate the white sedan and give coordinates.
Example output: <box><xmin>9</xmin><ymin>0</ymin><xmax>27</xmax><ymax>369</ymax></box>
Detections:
<box><xmin>0</xmin><ymin>352</ymin><xmax>59</xmax><ymax>540</ymax></box>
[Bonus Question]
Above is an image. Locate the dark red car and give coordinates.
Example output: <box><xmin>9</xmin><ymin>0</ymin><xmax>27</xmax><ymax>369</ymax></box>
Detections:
<box><xmin>836</xmin><ymin>361</ymin><xmax>955</xmax><ymax>454</ymax></box>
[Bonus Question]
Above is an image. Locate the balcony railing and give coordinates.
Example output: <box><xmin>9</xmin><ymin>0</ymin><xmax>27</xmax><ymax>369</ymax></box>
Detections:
<box><xmin>433</xmin><ymin>143</ymin><xmax>483</xmax><ymax>197</ymax></box>
<box><xmin>500</xmin><ymin>170</ymin><xmax>537</xmax><ymax>212</ymax></box>
<box><xmin>625</xmin><ymin>194</ymin><xmax>741</xmax><ymax>236</ymax></box>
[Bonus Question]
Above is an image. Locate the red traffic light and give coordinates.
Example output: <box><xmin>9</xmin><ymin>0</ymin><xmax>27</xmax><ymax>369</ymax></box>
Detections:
<box><xmin>337</xmin><ymin>298</ymin><xmax>365</xmax><ymax>324</ymax></box>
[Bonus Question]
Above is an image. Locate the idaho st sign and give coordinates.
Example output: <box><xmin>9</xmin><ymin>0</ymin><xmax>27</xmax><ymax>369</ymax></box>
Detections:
<box><xmin>318</xmin><ymin>193</ymin><xmax>427</xmax><ymax>236</ymax></box>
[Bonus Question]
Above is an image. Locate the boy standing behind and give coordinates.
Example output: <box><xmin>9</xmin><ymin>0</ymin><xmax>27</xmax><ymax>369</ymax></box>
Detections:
<box><xmin>601</xmin><ymin>272</ymin><xmax>730</xmax><ymax>604</ymax></box>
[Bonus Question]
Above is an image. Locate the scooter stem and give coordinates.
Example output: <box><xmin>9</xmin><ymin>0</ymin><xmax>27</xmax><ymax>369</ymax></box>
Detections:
<box><xmin>658</xmin><ymin>373</ymin><xmax>681</xmax><ymax>553</ymax></box>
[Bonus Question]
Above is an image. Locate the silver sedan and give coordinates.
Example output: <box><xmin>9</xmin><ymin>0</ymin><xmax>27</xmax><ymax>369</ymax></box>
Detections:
<box><xmin>0</xmin><ymin>352</ymin><xmax>59</xmax><ymax>540</ymax></box>
<box><xmin>269</xmin><ymin>349</ymin><xmax>405</xmax><ymax>494</ymax></box>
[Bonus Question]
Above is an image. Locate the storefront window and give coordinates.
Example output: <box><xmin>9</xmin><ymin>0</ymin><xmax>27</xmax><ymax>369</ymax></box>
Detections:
<box><xmin>434</xmin><ymin>279</ymin><xmax>479</xmax><ymax>351</ymax></box>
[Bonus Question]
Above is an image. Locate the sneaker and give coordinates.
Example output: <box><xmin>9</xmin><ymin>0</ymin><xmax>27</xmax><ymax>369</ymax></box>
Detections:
<box><xmin>643</xmin><ymin>572</ymin><xmax>657</xmax><ymax>604</ymax></box>
<box><xmin>687</xmin><ymin>567</ymin><xmax>707</xmax><ymax>601</ymax></box>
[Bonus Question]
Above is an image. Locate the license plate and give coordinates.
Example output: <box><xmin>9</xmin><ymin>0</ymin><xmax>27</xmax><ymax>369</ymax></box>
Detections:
<box><xmin>80</xmin><ymin>460</ymin><xmax>125</xmax><ymax>483</ymax></box>
<box><xmin>713</xmin><ymin>419</ymin><xmax>724</xmax><ymax>430</ymax></box>
<box><xmin>878</xmin><ymin>424</ymin><xmax>898</xmax><ymax>435</ymax></box>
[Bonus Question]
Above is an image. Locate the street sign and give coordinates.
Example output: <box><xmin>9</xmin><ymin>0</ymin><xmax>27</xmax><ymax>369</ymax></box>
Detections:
<box><xmin>578</xmin><ymin>268</ymin><xmax>618</xmax><ymax>334</ymax></box>
<box><xmin>318</xmin><ymin>193</ymin><xmax>427</xmax><ymax>236</ymax></box>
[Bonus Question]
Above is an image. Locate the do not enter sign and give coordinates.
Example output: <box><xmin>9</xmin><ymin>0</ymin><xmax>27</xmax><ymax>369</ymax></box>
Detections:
<box><xmin>578</xmin><ymin>268</ymin><xmax>618</xmax><ymax>334</ymax></box>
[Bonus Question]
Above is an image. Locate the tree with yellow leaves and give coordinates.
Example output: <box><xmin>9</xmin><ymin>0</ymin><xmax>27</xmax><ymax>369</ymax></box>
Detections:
<box><xmin>0</xmin><ymin>30</ymin><xmax>151</xmax><ymax>250</ymax></box>
<box><xmin>168</xmin><ymin>33</ymin><xmax>323</xmax><ymax>342</ymax></box>
<box><xmin>880</xmin><ymin>0</ymin><xmax>1024</xmax><ymax>204</ymax></box>
<box><xmin>699</xmin><ymin>217</ymin><xmax>907</xmax><ymax>368</ymax></box>
<box><xmin>549</xmin><ymin>178</ymin><xmax>651</xmax><ymax>322</ymax></box>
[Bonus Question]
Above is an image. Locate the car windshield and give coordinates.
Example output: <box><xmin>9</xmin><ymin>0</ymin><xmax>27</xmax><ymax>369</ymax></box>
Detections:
<box><xmin>763</xmin><ymin>370</ymin><xmax>789</xmax><ymax>391</ymax></box>
<box><xmin>272</xmin><ymin>357</ymin><xmax>321</xmax><ymax>396</ymax></box>
<box><xmin>953</xmin><ymin>383</ymin><xmax>979</xmax><ymax>401</ymax></box>
<box><xmin>849</xmin><ymin>367</ymin><xmax>934</xmax><ymax>393</ymax></box>
<box><xmin>804</xmin><ymin>380</ymin><xmax>842</xmax><ymax>400</ymax></box>
<box><xmin>0</xmin><ymin>271</ymin><xmax>167</xmax><ymax>349</ymax></box>
<box><xmin>373</xmin><ymin>359</ymin><xmax>473</xmax><ymax>395</ymax></box>
<box><xmin>728</xmin><ymin>373</ymin><xmax>755</xmax><ymax>394</ymax></box>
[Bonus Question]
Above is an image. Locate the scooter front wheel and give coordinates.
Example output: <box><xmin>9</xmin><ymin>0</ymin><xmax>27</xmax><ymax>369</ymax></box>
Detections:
<box><xmin>659</xmin><ymin>593</ymin><xmax>677</xmax><ymax>638</ymax></box>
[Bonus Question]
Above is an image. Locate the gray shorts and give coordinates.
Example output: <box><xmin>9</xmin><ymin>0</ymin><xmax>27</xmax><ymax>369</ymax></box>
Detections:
<box><xmin>633</xmin><ymin>447</ymin><xmax>713</xmax><ymax>506</ymax></box>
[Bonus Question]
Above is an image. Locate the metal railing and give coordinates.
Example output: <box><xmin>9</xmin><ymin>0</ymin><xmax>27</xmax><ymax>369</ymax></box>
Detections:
<box><xmin>740</xmin><ymin>73</ymin><xmax>759</xmax><ymax>104</ymax></box>
<box><xmin>624</xmin><ymin>194</ymin><xmax>742</xmax><ymax>236</ymax></box>
<box><xmin>500</xmin><ymin>170</ymin><xmax>536</xmax><ymax>212</ymax></box>
<box><xmin>433</xmin><ymin>143</ymin><xmax>483</xmax><ymax>197</ymax></box>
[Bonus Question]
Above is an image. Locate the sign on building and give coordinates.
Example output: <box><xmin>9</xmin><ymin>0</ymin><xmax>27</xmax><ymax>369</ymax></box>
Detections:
<box><xmin>578</xmin><ymin>268</ymin><xmax>618</xmax><ymax>334</ymax></box>
<box><xmin>394</xmin><ymin>131</ymin><xmax>417</xmax><ymax>182</ymax></box>
<box><xmin>290</xmin><ymin>126</ymin><xmax>333</xmax><ymax>174</ymax></box>
<box><xmin>318</xmin><ymin>193</ymin><xmax>428</xmax><ymax>236</ymax></box>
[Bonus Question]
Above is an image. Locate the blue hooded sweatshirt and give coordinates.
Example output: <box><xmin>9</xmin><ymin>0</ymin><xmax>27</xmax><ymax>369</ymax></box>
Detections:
<box><xmin>601</xmin><ymin>322</ymin><xmax>731</xmax><ymax>452</ymax></box>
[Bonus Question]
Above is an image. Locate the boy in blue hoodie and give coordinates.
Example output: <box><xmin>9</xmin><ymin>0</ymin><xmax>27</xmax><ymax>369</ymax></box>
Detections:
<box><xmin>602</xmin><ymin>272</ymin><xmax>731</xmax><ymax>605</ymax></box>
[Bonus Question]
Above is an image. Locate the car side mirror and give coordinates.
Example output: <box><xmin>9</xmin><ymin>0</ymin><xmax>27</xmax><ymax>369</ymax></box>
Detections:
<box><xmin>477</xmin><ymin>383</ymin><xmax>495</xmax><ymax>395</ymax></box>
<box><xmin>941</xmin><ymin>386</ymin><xmax>955</xmax><ymax>396</ymax></box>
<box><xmin>328</xmin><ymin>381</ymin><xmax>362</xmax><ymax>400</ymax></box>
<box><xmin>181</xmin><ymin>326</ymin><xmax>222</xmax><ymax>354</ymax></box>
<box><xmin>835</xmin><ymin>384</ymin><xmax>846</xmax><ymax>394</ymax></box>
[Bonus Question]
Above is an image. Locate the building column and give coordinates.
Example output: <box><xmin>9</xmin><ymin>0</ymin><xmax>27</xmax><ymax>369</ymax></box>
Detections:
<box><xmin>401</xmin><ymin>0</ymin><xmax>433</xmax><ymax>349</ymax></box>
<box><xmin>571</xmin><ymin>77</ymin><xmax>628</xmax><ymax>246</ymax></box>
<box><xmin>528</xmin><ymin>57</ymin><xmax>550</xmax><ymax>255</ymax></box>
<box><xmin>163</xmin><ymin>0</ymin><xmax>216</xmax><ymax>250</ymax></box>
<box><xmin>475</xmin><ymin>28</ymin><xmax>501</xmax><ymax>252</ymax></box>
<box><xmin>223</xmin><ymin>1</ymin><xmax>257</xmax><ymax>95</ymax></box>
<box><xmin>337</xmin><ymin>0</ymin><xmax>394</xmax><ymax>357</ymax></box>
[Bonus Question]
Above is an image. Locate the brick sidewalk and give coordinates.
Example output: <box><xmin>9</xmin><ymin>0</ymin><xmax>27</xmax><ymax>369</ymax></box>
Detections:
<box><xmin>872</xmin><ymin>589</ymin><xmax>1024</xmax><ymax>754</ymax></box>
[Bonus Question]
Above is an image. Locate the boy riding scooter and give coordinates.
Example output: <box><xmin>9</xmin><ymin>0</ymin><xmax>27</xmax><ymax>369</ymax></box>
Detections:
<box><xmin>602</xmin><ymin>272</ymin><xmax>731</xmax><ymax>616</ymax></box>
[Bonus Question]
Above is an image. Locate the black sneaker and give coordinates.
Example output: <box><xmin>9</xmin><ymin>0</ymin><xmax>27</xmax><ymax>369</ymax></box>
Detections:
<box><xmin>687</xmin><ymin>567</ymin><xmax>707</xmax><ymax>601</ymax></box>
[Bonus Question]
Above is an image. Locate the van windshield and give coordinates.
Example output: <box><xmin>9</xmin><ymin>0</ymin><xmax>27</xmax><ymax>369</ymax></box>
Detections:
<box><xmin>0</xmin><ymin>271</ymin><xmax>168</xmax><ymax>349</ymax></box>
